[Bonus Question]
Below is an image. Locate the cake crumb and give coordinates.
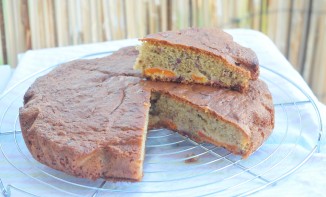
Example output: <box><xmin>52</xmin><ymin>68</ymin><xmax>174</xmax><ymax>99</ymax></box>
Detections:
<box><xmin>185</xmin><ymin>153</ymin><xmax>199</xmax><ymax>163</ymax></box>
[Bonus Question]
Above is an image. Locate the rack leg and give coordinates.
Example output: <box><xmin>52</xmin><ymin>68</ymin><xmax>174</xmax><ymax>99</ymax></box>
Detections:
<box><xmin>0</xmin><ymin>179</ymin><xmax>10</xmax><ymax>197</ymax></box>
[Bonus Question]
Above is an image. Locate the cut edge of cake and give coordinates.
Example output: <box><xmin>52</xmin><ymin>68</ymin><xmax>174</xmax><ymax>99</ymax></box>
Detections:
<box><xmin>147</xmin><ymin>81</ymin><xmax>274</xmax><ymax>159</ymax></box>
<box><xmin>148</xmin><ymin>92</ymin><xmax>252</xmax><ymax>156</ymax></box>
<box><xmin>134</xmin><ymin>28</ymin><xmax>260</xmax><ymax>92</ymax></box>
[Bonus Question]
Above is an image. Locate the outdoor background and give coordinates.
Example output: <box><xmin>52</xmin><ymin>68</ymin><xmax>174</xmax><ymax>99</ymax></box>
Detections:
<box><xmin>0</xmin><ymin>0</ymin><xmax>325</xmax><ymax>103</ymax></box>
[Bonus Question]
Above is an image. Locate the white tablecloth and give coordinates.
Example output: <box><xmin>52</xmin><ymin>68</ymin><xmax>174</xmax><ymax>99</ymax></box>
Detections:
<box><xmin>0</xmin><ymin>29</ymin><xmax>325</xmax><ymax>196</ymax></box>
<box><xmin>0</xmin><ymin>66</ymin><xmax>13</xmax><ymax>93</ymax></box>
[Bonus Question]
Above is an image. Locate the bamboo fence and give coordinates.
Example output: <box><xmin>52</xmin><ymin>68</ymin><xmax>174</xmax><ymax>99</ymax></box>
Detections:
<box><xmin>0</xmin><ymin>0</ymin><xmax>325</xmax><ymax>103</ymax></box>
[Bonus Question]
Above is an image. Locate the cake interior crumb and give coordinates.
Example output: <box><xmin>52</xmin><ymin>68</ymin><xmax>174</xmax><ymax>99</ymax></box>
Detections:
<box><xmin>135</xmin><ymin>41</ymin><xmax>249</xmax><ymax>90</ymax></box>
<box><xmin>148</xmin><ymin>92</ymin><xmax>250</xmax><ymax>155</ymax></box>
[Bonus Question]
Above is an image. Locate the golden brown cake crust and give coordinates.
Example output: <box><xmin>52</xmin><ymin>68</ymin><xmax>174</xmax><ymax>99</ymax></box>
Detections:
<box><xmin>19</xmin><ymin>46</ymin><xmax>273</xmax><ymax>182</ymax></box>
<box><xmin>140</xmin><ymin>27</ymin><xmax>259</xmax><ymax>80</ymax></box>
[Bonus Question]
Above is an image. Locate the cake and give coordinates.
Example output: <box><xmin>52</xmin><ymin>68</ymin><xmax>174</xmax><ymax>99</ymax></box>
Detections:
<box><xmin>19</xmin><ymin>46</ymin><xmax>274</xmax><ymax>182</ymax></box>
<box><xmin>134</xmin><ymin>28</ymin><xmax>259</xmax><ymax>92</ymax></box>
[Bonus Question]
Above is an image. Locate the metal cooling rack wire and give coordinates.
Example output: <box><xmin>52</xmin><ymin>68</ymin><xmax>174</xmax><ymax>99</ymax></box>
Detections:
<box><xmin>0</xmin><ymin>50</ymin><xmax>323</xmax><ymax>196</ymax></box>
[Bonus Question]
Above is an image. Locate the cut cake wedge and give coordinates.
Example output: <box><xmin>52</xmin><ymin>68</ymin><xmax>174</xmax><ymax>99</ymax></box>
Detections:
<box><xmin>134</xmin><ymin>28</ymin><xmax>260</xmax><ymax>92</ymax></box>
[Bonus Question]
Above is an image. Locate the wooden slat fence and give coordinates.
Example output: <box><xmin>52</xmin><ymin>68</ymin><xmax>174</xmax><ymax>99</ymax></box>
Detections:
<box><xmin>0</xmin><ymin>0</ymin><xmax>325</xmax><ymax>103</ymax></box>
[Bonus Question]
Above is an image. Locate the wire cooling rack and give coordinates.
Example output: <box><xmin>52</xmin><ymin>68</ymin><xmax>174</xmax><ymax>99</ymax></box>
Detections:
<box><xmin>0</xmin><ymin>51</ymin><xmax>323</xmax><ymax>197</ymax></box>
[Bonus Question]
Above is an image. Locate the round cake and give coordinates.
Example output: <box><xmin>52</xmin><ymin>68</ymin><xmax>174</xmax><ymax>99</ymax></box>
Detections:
<box><xmin>19</xmin><ymin>46</ymin><xmax>274</xmax><ymax>182</ymax></box>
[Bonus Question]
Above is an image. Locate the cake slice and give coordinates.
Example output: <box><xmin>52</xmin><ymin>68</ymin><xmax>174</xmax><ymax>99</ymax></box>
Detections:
<box><xmin>145</xmin><ymin>79</ymin><xmax>274</xmax><ymax>158</ymax></box>
<box><xmin>134</xmin><ymin>28</ymin><xmax>260</xmax><ymax>92</ymax></box>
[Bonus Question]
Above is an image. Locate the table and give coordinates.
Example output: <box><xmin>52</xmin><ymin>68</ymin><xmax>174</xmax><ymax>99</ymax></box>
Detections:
<box><xmin>0</xmin><ymin>29</ymin><xmax>325</xmax><ymax>196</ymax></box>
<box><xmin>0</xmin><ymin>66</ymin><xmax>13</xmax><ymax>94</ymax></box>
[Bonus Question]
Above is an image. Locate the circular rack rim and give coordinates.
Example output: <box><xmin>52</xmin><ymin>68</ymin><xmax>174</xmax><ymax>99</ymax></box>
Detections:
<box><xmin>0</xmin><ymin>50</ymin><xmax>323</xmax><ymax>197</ymax></box>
